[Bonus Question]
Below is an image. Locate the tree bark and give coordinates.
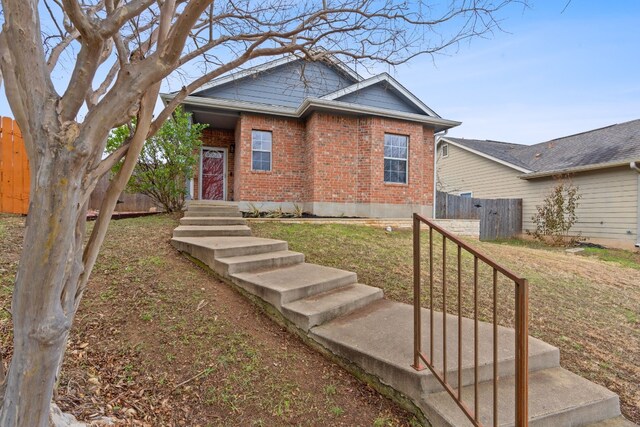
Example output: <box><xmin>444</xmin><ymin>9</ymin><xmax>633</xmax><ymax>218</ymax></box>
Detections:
<box><xmin>0</xmin><ymin>135</ymin><xmax>89</xmax><ymax>426</ymax></box>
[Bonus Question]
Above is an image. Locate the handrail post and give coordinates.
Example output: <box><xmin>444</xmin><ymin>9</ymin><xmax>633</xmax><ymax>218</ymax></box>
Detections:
<box><xmin>412</xmin><ymin>213</ymin><xmax>424</xmax><ymax>370</ymax></box>
<box><xmin>515</xmin><ymin>279</ymin><xmax>529</xmax><ymax>426</ymax></box>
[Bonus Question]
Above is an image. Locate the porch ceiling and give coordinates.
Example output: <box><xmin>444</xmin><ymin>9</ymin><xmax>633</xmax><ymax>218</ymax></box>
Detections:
<box><xmin>188</xmin><ymin>108</ymin><xmax>239</xmax><ymax>129</ymax></box>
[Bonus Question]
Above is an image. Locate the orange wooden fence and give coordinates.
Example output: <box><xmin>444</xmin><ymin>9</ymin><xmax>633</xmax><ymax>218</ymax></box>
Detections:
<box><xmin>0</xmin><ymin>116</ymin><xmax>29</xmax><ymax>215</ymax></box>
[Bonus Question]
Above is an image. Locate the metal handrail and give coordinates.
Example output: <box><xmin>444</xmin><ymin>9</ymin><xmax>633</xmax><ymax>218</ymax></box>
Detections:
<box><xmin>412</xmin><ymin>213</ymin><xmax>529</xmax><ymax>426</ymax></box>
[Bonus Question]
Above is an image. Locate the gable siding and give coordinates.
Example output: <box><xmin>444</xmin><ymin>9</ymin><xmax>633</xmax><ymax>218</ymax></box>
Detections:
<box><xmin>337</xmin><ymin>82</ymin><xmax>424</xmax><ymax>115</ymax></box>
<box><xmin>195</xmin><ymin>60</ymin><xmax>355</xmax><ymax>108</ymax></box>
<box><xmin>438</xmin><ymin>144</ymin><xmax>639</xmax><ymax>247</ymax></box>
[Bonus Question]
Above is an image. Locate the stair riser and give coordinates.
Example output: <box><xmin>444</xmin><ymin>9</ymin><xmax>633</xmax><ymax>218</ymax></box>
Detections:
<box><xmin>419</xmin><ymin>348</ymin><xmax>560</xmax><ymax>394</ymax></box>
<box><xmin>184</xmin><ymin>210</ymin><xmax>242</xmax><ymax>217</ymax></box>
<box><xmin>311</xmin><ymin>335</ymin><xmax>560</xmax><ymax>404</ymax></box>
<box><xmin>283</xmin><ymin>288</ymin><xmax>383</xmax><ymax>331</ymax></box>
<box><xmin>180</xmin><ymin>218</ymin><xmax>247</xmax><ymax>226</ymax></box>
<box><xmin>529</xmin><ymin>395</ymin><xmax>620</xmax><ymax>427</ymax></box>
<box><xmin>219</xmin><ymin>253</ymin><xmax>304</xmax><ymax>275</ymax></box>
<box><xmin>214</xmin><ymin>242</ymin><xmax>289</xmax><ymax>258</ymax></box>
<box><xmin>279</xmin><ymin>272</ymin><xmax>358</xmax><ymax>305</ymax></box>
<box><xmin>172</xmin><ymin>229</ymin><xmax>252</xmax><ymax>238</ymax></box>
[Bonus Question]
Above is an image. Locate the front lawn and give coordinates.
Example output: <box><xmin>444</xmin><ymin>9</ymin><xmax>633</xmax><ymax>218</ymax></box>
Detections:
<box><xmin>252</xmin><ymin>222</ymin><xmax>640</xmax><ymax>423</ymax></box>
<box><xmin>0</xmin><ymin>215</ymin><xmax>417</xmax><ymax>426</ymax></box>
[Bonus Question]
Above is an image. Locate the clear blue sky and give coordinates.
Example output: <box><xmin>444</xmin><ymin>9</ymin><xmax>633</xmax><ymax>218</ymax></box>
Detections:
<box><xmin>1</xmin><ymin>1</ymin><xmax>638</xmax><ymax>145</ymax></box>
<box><xmin>393</xmin><ymin>1</ymin><xmax>640</xmax><ymax>144</ymax></box>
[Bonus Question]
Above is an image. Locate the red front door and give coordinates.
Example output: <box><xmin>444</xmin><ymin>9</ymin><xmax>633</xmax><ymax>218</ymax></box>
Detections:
<box><xmin>201</xmin><ymin>148</ymin><xmax>225</xmax><ymax>200</ymax></box>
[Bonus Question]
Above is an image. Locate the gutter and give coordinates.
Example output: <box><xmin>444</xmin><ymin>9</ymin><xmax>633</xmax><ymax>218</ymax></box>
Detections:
<box><xmin>632</xmin><ymin>161</ymin><xmax>640</xmax><ymax>248</ymax></box>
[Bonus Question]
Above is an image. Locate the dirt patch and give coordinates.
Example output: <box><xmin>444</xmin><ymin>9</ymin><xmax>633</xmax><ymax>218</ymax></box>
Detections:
<box><xmin>0</xmin><ymin>214</ymin><xmax>417</xmax><ymax>426</ymax></box>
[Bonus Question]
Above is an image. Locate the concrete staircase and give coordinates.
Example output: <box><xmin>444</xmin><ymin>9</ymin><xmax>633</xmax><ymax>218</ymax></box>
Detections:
<box><xmin>171</xmin><ymin>201</ymin><xmax>635</xmax><ymax>427</ymax></box>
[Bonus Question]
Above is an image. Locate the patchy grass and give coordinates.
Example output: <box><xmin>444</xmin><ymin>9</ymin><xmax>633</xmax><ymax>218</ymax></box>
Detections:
<box><xmin>578</xmin><ymin>246</ymin><xmax>640</xmax><ymax>270</ymax></box>
<box><xmin>252</xmin><ymin>222</ymin><xmax>640</xmax><ymax>423</ymax></box>
<box><xmin>0</xmin><ymin>214</ymin><xmax>416</xmax><ymax>426</ymax></box>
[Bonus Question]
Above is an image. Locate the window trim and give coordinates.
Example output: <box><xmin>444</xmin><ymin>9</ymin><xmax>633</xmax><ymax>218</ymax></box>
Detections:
<box><xmin>442</xmin><ymin>143</ymin><xmax>449</xmax><ymax>158</ymax></box>
<box><xmin>458</xmin><ymin>191</ymin><xmax>473</xmax><ymax>198</ymax></box>
<box><xmin>383</xmin><ymin>133</ymin><xmax>409</xmax><ymax>184</ymax></box>
<box><xmin>251</xmin><ymin>130</ymin><xmax>272</xmax><ymax>172</ymax></box>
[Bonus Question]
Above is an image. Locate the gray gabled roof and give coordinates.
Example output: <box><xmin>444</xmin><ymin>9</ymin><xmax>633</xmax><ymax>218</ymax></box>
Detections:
<box><xmin>161</xmin><ymin>54</ymin><xmax>460</xmax><ymax>132</ymax></box>
<box><xmin>443</xmin><ymin>119</ymin><xmax>640</xmax><ymax>178</ymax></box>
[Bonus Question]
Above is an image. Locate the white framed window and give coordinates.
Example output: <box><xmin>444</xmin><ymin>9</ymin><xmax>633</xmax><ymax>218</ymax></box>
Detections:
<box><xmin>251</xmin><ymin>130</ymin><xmax>272</xmax><ymax>171</ymax></box>
<box><xmin>459</xmin><ymin>191</ymin><xmax>473</xmax><ymax>198</ymax></box>
<box><xmin>442</xmin><ymin>143</ymin><xmax>449</xmax><ymax>158</ymax></box>
<box><xmin>384</xmin><ymin>133</ymin><xmax>409</xmax><ymax>184</ymax></box>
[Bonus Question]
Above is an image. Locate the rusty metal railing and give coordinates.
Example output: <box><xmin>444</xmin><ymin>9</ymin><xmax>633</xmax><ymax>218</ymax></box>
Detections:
<box><xmin>412</xmin><ymin>213</ymin><xmax>529</xmax><ymax>426</ymax></box>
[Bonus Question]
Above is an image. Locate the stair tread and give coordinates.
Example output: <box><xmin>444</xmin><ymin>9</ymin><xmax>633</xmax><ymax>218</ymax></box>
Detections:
<box><xmin>312</xmin><ymin>299</ymin><xmax>558</xmax><ymax>376</ymax></box>
<box><xmin>283</xmin><ymin>283</ymin><xmax>382</xmax><ymax>315</ymax></box>
<box><xmin>231</xmin><ymin>262</ymin><xmax>357</xmax><ymax>291</ymax></box>
<box><xmin>424</xmin><ymin>366</ymin><xmax>620</xmax><ymax>426</ymax></box>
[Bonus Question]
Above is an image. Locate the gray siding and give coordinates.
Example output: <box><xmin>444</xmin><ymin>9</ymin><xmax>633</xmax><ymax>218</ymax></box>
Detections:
<box><xmin>194</xmin><ymin>60</ymin><xmax>356</xmax><ymax>108</ymax></box>
<box><xmin>337</xmin><ymin>82</ymin><xmax>424</xmax><ymax>115</ymax></box>
<box><xmin>438</xmin><ymin>143</ymin><xmax>639</xmax><ymax>247</ymax></box>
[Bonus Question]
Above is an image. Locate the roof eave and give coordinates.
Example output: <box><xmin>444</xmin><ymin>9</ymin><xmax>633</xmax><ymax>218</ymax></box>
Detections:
<box><xmin>440</xmin><ymin>137</ymin><xmax>532</xmax><ymax>173</ymax></box>
<box><xmin>519</xmin><ymin>160</ymin><xmax>640</xmax><ymax>180</ymax></box>
<box><xmin>299</xmin><ymin>98</ymin><xmax>458</xmax><ymax>131</ymax></box>
<box><xmin>167</xmin><ymin>94</ymin><xmax>460</xmax><ymax>131</ymax></box>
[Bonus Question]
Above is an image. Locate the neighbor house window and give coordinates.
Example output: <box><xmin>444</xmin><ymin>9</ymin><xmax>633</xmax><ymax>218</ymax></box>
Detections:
<box><xmin>459</xmin><ymin>191</ymin><xmax>473</xmax><ymax>198</ymax></box>
<box><xmin>252</xmin><ymin>130</ymin><xmax>272</xmax><ymax>171</ymax></box>
<box><xmin>442</xmin><ymin>144</ymin><xmax>449</xmax><ymax>157</ymax></box>
<box><xmin>384</xmin><ymin>133</ymin><xmax>408</xmax><ymax>184</ymax></box>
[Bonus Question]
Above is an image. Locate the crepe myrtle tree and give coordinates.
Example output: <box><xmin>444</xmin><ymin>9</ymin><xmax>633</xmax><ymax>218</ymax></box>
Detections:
<box><xmin>0</xmin><ymin>0</ymin><xmax>525</xmax><ymax>424</ymax></box>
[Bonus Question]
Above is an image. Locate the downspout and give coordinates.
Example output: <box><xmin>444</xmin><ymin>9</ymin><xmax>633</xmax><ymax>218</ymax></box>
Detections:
<box><xmin>632</xmin><ymin>161</ymin><xmax>640</xmax><ymax>248</ymax></box>
<box><xmin>433</xmin><ymin>129</ymin><xmax>448</xmax><ymax>218</ymax></box>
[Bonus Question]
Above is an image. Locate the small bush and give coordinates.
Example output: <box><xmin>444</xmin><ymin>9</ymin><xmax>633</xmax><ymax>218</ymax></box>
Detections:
<box><xmin>529</xmin><ymin>179</ymin><xmax>581</xmax><ymax>246</ymax></box>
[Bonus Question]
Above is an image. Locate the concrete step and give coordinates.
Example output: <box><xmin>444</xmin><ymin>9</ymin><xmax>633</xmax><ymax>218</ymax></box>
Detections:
<box><xmin>587</xmin><ymin>416</ymin><xmax>638</xmax><ymax>427</ymax></box>
<box><xmin>171</xmin><ymin>236</ymin><xmax>289</xmax><ymax>273</ymax></box>
<box><xmin>230</xmin><ymin>263</ymin><xmax>357</xmax><ymax>310</ymax></box>
<box><xmin>172</xmin><ymin>225</ymin><xmax>252</xmax><ymax>238</ymax></box>
<box><xmin>217</xmin><ymin>250</ymin><xmax>304</xmax><ymax>276</ymax></box>
<box><xmin>180</xmin><ymin>216</ymin><xmax>248</xmax><ymax>226</ymax></box>
<box><xmin>184</xmin><ymin>207</ymin><xmax>243</xmax><ymax>217</ymax></box>
<box><xmin>187</xmin><ymin>200</ymin><xmax>238</xmax><ymax>207</ymax></box>
<box><xmin>282</xmin><ymin>283</ymin><xmax>384</xmax><ymax>331</ymax></box>
<box><xmin>311</xmin><ymin>299</ymin><xmax>559</xmax><ymax>403</ymax></box>
<box><xmin>422</xmin><ymin>367</ymin><xmax>620</xmax><ymax>427</ymax></box>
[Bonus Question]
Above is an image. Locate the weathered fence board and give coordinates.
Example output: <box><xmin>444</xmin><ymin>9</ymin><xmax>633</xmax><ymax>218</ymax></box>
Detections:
<box><xmin>89</xmin><ymin>174</ymin><xmax>161</xmax><ymax>213</ymax></box>
<box><xmin>436</xmin><ymin>191</ymin><xmax>522</xmax><ymax>240</ymax></box>
<box><xmin>0</xmin><ymin>117</ymin><xmax>29</xmax><ymax>215</ymax></box>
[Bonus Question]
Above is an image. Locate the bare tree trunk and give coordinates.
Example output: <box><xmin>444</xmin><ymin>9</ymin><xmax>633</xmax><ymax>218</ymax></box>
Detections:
<box><xmin>0</xmin><ymin>143</ymin><xmax>88</xmax><ymax>426</ymax></box>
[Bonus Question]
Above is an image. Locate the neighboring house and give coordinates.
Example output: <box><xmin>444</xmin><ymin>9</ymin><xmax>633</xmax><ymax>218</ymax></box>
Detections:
<box><xmin>437</xmin><ymin>119</ymin><xmax>640</xmax><ymax>249</ymax></box>
<box><xmin>160</xmin><ymin>55</ymin><xmax>460</xmax><ymax>217</ymax></box>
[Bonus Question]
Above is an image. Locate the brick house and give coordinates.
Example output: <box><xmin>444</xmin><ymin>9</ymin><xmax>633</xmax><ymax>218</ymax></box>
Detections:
<box><xmin>161</xmin><ymin>55</ymin><xmax>460</xmax><ymax>217</ymax></box>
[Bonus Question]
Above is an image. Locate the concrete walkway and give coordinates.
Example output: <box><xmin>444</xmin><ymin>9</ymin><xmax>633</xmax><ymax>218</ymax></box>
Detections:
<box><xmin>172</xmin><ymin>201</ymin><xmax>635</xmax><ymax>427</ymax></box>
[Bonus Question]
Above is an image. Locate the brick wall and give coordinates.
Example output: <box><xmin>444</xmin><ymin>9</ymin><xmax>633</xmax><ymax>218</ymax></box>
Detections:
<box><xmin>234</xmin><ymin>113</ymin><xmax>306</xmax><ymax>202</ymax></box>
<box><xmin>196</xmin><ymin>112</ymin><xmax>435</xmax><ymax>208</ymax></box>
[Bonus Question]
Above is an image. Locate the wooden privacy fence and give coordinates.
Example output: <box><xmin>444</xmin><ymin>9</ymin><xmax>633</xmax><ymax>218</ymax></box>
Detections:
<box><xmin>89</xmin><ymin>174</ymin><xmax>161</xmax><ymax>213</ymax></box>
<box><xmin>436</xmin><ymin>191</ymin><xmax>522</xmax><ymax>241</ymax></box>
<box><xmin>0</xmin><ymin>116</ymin><xmax>159</xmax><ymax>215</ymax></box>
<box><xmin>0</xmin><ymin>116</ymin><xmax>29</xmax><ymax>215</ymax></box>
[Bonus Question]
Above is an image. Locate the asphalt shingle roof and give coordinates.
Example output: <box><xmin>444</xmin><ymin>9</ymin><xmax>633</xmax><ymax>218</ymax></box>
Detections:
<box><xmin>446</xmin><ymin>119</ymin><xmax>640</xmax><ymax>175</ymax></box>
